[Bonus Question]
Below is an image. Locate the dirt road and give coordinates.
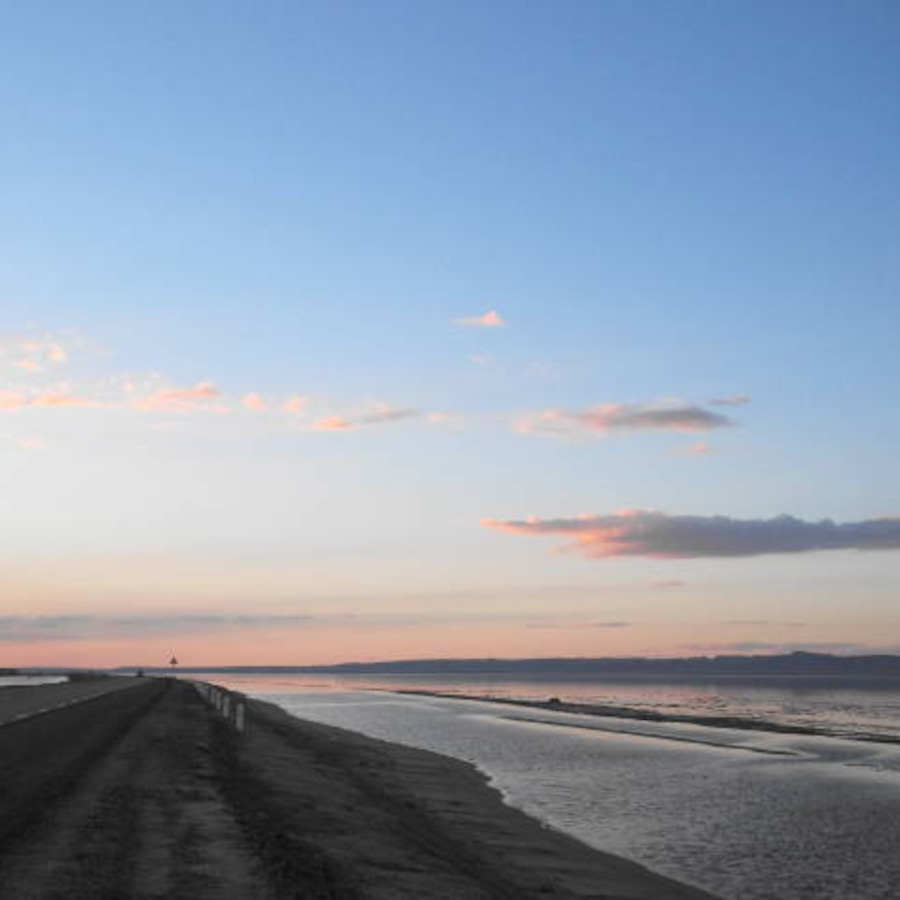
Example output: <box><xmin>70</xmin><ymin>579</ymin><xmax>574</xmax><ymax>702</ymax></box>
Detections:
<box><xmin>0</xmin><ymin>678</ymin><xmax>270</xmax><ymax>899</ymax></box>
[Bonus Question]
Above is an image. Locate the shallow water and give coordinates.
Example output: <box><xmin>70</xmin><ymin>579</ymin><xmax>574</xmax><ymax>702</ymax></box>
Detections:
<box><xmin>207</xmin><ymin>673</ymin><xmax>900</xmax><ymax>900</ymax></box>
<box><xmin>0</xmin><ymin>675</ymin><xmax>68</xmax><ymax>688</ymax></box>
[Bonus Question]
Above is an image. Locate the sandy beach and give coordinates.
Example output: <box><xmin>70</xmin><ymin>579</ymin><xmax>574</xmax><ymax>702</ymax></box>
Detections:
<box><xmin>0</xmin><ymin>678</ymin><xmax>719</xmax><ymax>899</ymax></box>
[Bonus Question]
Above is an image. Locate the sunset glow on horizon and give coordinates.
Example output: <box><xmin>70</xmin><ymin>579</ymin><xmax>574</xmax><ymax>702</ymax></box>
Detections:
<box><xmin>1</xmin><ymin>2</ymin><xmax>897</xmax><ymax>668</ymax></box>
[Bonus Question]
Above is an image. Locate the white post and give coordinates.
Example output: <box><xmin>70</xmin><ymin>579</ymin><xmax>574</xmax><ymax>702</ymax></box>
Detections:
<box><xmin>235</xmin><ymin>702</ymin><xmax>245</xmax><ymax>732</ymax></box>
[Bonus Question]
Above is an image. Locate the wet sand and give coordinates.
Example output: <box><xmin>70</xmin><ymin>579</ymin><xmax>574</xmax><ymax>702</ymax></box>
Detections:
<box><xmin>0</xmin><ymin>678</ymin><xmax>720</xmax><ymax>899</ymax></box>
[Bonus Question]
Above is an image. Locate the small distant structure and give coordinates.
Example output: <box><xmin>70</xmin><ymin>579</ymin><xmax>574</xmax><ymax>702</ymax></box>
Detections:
<box><xmin>169</xmin><ymin>654</ymin><xmax>178</xmax><ymax>676</ymax></box>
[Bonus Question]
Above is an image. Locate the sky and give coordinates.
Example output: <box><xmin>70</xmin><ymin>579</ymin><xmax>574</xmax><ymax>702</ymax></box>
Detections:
<box><xmin>1</xmin><ymin>0</ymin><xmax>898</xmax><ymax>667</ymax></box>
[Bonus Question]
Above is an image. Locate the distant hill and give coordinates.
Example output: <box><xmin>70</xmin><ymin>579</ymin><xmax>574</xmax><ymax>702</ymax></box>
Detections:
<box><xmin>114</xmin><ymin>651</ymin><xmax>900</xmax><ymax>678</ymax></box>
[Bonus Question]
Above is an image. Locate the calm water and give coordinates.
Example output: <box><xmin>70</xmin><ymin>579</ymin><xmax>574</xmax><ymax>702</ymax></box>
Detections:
<box><xmin>207</xmin><ymin>673</ymin><xmax>900</xmax><ymax>900</ymax></box>
<box><xmin>0</xmin><ymin>674</ymin><xmax>68</xmax><ymax>687</ymax></box>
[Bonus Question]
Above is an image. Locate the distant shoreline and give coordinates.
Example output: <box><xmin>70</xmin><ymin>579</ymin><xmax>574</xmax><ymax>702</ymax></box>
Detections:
<box><xmin>387</xmin><ymin>688</ymin><xmax>900</xmax><ymax>746</ymax></box>
<box><xmin>12</xmin><ymin>650</ymin><xmax>900</xmax><ymax>681</ymax></box>
<box><xmin>101</xmin><ymin>649</ymin><xmax>900</xmax><ymax>679</ymax></box>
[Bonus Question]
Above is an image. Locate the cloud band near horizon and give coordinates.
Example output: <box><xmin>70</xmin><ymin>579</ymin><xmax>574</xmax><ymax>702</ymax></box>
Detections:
<box><xmin>481</xmin><ymin>510</ymin><xmax>900</xmax><ymax>559</ymax></box>
<box><xmin>0</xmin><ymin>614</ymin><xmax>315</xmax><ymax>643</ymax></box>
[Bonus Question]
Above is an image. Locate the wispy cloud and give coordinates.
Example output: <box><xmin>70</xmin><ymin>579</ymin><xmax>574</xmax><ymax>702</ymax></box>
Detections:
<box><xmin>517</xmin><ymin>400</ymin><xmax>734</xmax><ymax>438</ymax></box>
<box><xmin>0</xmin><ymin>335</ymin><xmax>440</xmax><ymax>435</ymax></box>
<box><xmin>677</xmin><ymin>441</ymin><xmax>716</xmax><ymax>456</ymax></box>
<box><xmin>481</xmin><ymin>510</ymin><xmax>900</xmax><ymax>560</ymax></box>
<box><xmin>242</xmin><ymin>392</ymin><xmax>267</xmax><ymax>411</ymax></box>
<box><xmin>0</xmin><ymin>614</ymin><xmax>314</xmax><ymax>642</ymax></box>
<box><xmin>0</xmin><ymin>334</ymin><xmax>76</xmax><ymax>375</ymax></box>
<box><xmin>579</xmin><ymin>402</ymin><xmax>732</xmax><ymax>433</ymax></box>
<box><xmin>0</xmin><ymin>389</ymin><xmax>113</xmax><ymax>411</ymax></box>
<box><xmin>282</xmin><ymin>394</ymin><xmax>311</xmax><ymax>414</ymax></box>
<box><xmin>425</xmin><ymin>410</ymin><xmax>468</xmax><ymax>429</ymax></box>
<box><xmin>312</xmin><ymin>416</ymin><xmax>355</xmax><ymax>432</ymax></box>
<box><xmin>0</xmin><ymin>332</ymin><xmax>745</xmax><ymax>454</ymax></box>
<box><xmin>709</xmin><ymin>394</ymin><xmax>751</xmax><ymax>407</ymax></box>
<box><xmin>132</xmin><ymin>381</ymin><xmax>227</xmax><ymax>413</ymax></box>
<box><xmin>454</xmin><ymin>310</ymin><xmax>507</xmax><ymax>328</ymax></box>
<box><xmin>0</xmin><ymin>366</ymin><xmax>427</xmax><ymax>437</ymax></box>
<box><xmin>312</xmin><ymin>405</ymin><xmax>419</xmax><ymax>432</ymax></box>
<box><xmin>12</xmin><ymin>359</ymin><xmax>42</xmax><ymax>373</ymax></box>
<box><xmin>0</xmin><ymin>390</ymin><xmax>28</xmax><ymax>411</ymax></box>
<box><xmin>514</xmin><ymin>408</ymin><xmax>574</xmax><ymax>437</ymax></box>
<box><xmin>33</xmin><ymin>392</ymin><xmax>112</xmax><ymax>409</ymax></box>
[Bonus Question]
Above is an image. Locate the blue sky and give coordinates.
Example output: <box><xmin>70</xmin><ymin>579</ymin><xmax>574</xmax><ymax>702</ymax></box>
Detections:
<box><xmin>0</xmin><ymin>1</ymin><xmax>898</xmax><ymax>665</ymax></box>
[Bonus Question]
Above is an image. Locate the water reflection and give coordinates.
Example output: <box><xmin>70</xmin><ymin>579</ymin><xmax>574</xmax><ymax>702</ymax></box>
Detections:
<box><xmin>208</xmin><ymin>671</ymin><xmax>900</xmax><ymax>739</ymax></box>
<box><xmin>0</xmin><ymin>675</ymin><xmax>68</xmax><ymax>687</ymax></box>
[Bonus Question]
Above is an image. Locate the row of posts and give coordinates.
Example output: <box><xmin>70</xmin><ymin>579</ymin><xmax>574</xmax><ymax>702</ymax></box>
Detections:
<box><xmin>191</xmin><ymin>680</ymin><xmax>246</xmax><ymax>733</ymax></box>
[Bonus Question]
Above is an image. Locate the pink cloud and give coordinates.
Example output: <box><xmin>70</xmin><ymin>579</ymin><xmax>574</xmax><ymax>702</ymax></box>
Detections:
<box><xmin>1</xmin><ymin>335</ymin><xmax>73</xmax><ymax>373</ymax></box>
<box><xmin>12</xmin><ymin>359</ymin><xmax>42</xmax><ymax>373</ymax></box>
<box><xmin>678</xmin><ymin>441</ymin><xmax>715</xmax><ymax>456</ymax></box>
<box><xmin>132</xmin><ymin>381</ymin><xmax>227</xmax><ymax>413</ymax></box>
<box><xmin>426</xmin><ymin>411</ymin><xmax>466</xmax><ymax>427</ymax></box>
<box><xmin>283</xmin><ymin>394</ymin><xmax>311</xmax><ymax>414</ymax></box>
<box><xmin>0</xmin><ymin>388</ymin><xmax>110</xmax><ymax>412</ymax></box>
<box><xmin>312</xmin><ymin>405</ymin><xmax>419</xmax><ymax>432</ymax></box>
<box><xmin>242</xmin><ymin>392</ymin><xmax>267</xmax><ymax>411</ymax></box>
<box><xmin>1</xmin><ymin>378</ymin><xmax>221</xmax><ymax>415</ymax></box>
<box><xmin>454</xmin><ymin>310</ymin><xmax>507</xmax><ymax>328</ymax></box>
<box><xmin>481</xmin><ymin>510</ymin><xmax>900</xmax><ymax>560</ymax></box>
<box><xmin>32</xmin><ymin>393</ymin><xmax>111</xmax><ymax>409</ymax></box>
<box><xmin>313</xmin><ymin>415</ymin><xmax>354</xmax><ymax>432</ymax></box>
<box><xmin>0</xmin><ymin>390</ymin><xmax>28</xmax><ymax>412</ymax></box>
